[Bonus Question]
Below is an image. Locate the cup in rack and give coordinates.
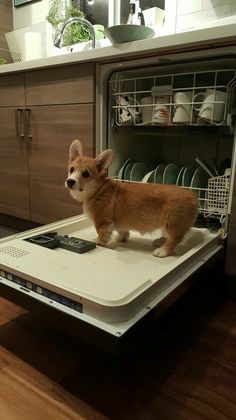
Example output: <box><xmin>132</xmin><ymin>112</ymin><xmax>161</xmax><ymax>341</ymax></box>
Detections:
<box><xmin>193</xmin><ymin>89</ymin><xmax>227</xmax><ymax>123</ymax></box>
<box><xmin>152</xmin><ymin>96</ymin><xmax>171</xmax><ymax>124</ymax></box>
<box><xmin>117</xmin><ymin>95</ymin><xmax>141</xmax><ymax>124</ymax></box>
<box><xmin>173</xmin><ymin>91</ymin><xmax>193</xmax><ymax>123</ymax></box>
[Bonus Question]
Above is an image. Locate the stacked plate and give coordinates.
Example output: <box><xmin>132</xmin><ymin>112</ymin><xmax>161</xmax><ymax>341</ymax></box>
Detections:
<box><xmin>117</xmin><ymin>160</ymin><xmax>210</xmax><ymax>202</ymax></box>
<box><xmin>117</xmin><ymin>159</ymin><xmax>149</xmax><ymax>182</ymax></box>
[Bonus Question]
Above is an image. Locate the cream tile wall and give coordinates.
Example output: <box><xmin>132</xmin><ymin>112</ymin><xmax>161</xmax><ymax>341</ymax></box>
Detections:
<box><xmin>7</xmin><ymin>0</ymin><xmax>52</xmax><ymax>60</ymax></box>
<box><xmin>12</xmin><ymin>0</ymin><xmax>49</xmax><ymax>30</ymax></box>
<box><xmin>176</xmin><ymin>0</ymin><xmax>236</xmax><ymax>32</ymax></box>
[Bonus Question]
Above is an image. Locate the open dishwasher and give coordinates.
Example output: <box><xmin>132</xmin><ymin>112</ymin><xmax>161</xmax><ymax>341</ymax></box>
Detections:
<box><xmin>0</xmin><ymin>46</ymin><xmax>236</xmax><ymax>340</ymax></box>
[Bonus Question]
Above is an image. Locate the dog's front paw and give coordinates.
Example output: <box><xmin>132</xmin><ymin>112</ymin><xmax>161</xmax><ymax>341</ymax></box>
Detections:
<box><xmin>153</xmin><ymin>247</ymin><xmax>168</xmax><ymax>258</ymax></box>
<box><xmin>96</xmin><ymin>237</ymin><xmax>108</xmax><ymax>247</ymax></box>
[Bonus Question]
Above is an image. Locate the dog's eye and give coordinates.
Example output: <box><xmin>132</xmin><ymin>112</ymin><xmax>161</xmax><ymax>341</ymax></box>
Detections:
<box><xmin>82</xmin><ymin>170</ymin><xmax>90</xmax><ymax>178</ymax></box>
<box><xmin>69</xmin><ymin>167</ymin><xmax>74</xmax><ymax>174</ymax></box>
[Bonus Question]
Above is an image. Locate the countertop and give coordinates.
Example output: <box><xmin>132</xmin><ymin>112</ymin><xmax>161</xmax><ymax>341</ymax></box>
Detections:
<box><xmin>1</xmin><ymin>24</ymin><xmax>236</xmax><ymax>74</ymax></box>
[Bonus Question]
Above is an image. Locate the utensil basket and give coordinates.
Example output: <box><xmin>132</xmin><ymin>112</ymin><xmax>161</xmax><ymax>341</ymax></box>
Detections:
<box><xmin>205</xmin><ymin>174</ymin><xmax>230</xmax><ymax>216</ymax></box>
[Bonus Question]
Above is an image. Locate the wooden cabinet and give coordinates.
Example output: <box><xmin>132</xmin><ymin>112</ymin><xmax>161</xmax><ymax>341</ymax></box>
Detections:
<box><xmin>0</xmin><ymin>107</ymin><xmax>30</xmax><ymax>219</ymax></box>
<box><xmin>0</xmin><ymin>74</ymin><xmax>29</xmax><ymax>220</ymax></box>
<box><xmin>25</xmin><ymin>64</ymin><xmax>94</xmax><ymax>105</ymax></box>
<box><xmin>0</xmin><ymin>73</ymin><xmax>25</xmax><ymax>106</ymax></box>
<box><xmin>0</xmin><ymin>63</ymin><xmax>95</xmax><ymax>225</ymax></box>
<box><xmin>28</xmin><ymin>104</ymin><xmax>94</xmax><ymax>224</ymax></box>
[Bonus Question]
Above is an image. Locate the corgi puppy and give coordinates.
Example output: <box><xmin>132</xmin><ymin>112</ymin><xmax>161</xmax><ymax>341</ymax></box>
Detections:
<box><xmin>66</xmin><ymin>140</ymin><xmax>198</xmax><ymax>257</ymax></box>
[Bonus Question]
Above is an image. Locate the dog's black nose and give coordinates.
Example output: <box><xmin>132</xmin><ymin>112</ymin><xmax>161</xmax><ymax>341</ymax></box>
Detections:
<box><xmin>67</xmin><ymin>178</ymin><xmax>76</xmax><ymax>188</ymax></box>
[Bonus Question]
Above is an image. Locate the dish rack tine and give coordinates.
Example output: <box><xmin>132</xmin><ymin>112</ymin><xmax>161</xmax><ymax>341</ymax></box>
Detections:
<box><xmin>0</xmin><ymin>47</ymin><xmax>21</xmax><ymax>63</ymax></box>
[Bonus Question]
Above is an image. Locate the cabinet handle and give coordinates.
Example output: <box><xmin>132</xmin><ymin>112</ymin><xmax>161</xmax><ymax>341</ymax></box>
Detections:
<box><xmin>25</xmin><ymin>108</ymin><xmax>33</xmax><ymax>140</ymax></box>
<box><xmin>16</xmin><ymin>108</ymin><xmax>24</xmax><ymax>139</ymax></box>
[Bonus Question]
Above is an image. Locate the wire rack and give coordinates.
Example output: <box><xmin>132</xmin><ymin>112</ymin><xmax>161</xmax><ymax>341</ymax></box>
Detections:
<box><xmin>0</xmin><ymin>48</ymin><xmax>21</xmax><ymax>63</ymax></box>
<box><xmin>110</xmin><ymin>69</ymin><xmax>236</xmax><ymax>127</ymax></box>
<box><xmin>205</xmin><ymin>174</ymin><xmax>230</xmax><ymax>216</ymax></box>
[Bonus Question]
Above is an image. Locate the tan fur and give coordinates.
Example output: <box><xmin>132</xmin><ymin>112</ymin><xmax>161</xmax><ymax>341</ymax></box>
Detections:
<box><xmin>66</xmin><ymin>139</ymin><xmax>198</xmax><ymax>257</ymax></box>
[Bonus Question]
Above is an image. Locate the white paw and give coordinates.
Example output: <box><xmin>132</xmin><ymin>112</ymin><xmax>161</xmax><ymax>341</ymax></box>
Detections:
<box><xmin>96</xmin><ymin>238</ymin><xmax>108</xmax><ymax>247</ymax></box>
<box><xmin>153</xmin><ymin>247</ymin><xmax>168</xmax><ymax>258</ymax></box>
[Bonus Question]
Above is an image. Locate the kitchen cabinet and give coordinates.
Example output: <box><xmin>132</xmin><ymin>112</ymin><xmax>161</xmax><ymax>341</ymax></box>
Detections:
<box><xmin>0</xmin><ymin>73</ymin><xmax>29</xmax><ymax>220</ymax></box>
<box><xmin>25</xmin><ymin>64</ymin><xmax>94</xmax><ymax>105</ymax></box>
<box><xmin>0</xmin><ymin>64</ymin><xmax>95</xmax><ymax>224</ymax></box>
<box><xmin>28</xmin><ymin>104</ymin><xmax>94</xmax><ymax>224</ymax></box>
<box><xmin>0</xmin><ymin>107</ymin><xmax>30</xmax><ymax>219</ymax></box>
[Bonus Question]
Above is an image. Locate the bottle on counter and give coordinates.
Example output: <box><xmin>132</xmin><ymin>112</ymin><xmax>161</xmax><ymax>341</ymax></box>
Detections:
<box><xmin>127</xmin><ymin>0</ymin><xmax>144</xmax><ymax>25</ymax></box>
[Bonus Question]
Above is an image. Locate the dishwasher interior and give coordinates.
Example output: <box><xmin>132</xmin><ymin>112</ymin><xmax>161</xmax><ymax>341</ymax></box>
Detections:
<box><xmin>106</xmin><ymin>55</ymin><xmax>236</xmax><ymax>235</ymax></box>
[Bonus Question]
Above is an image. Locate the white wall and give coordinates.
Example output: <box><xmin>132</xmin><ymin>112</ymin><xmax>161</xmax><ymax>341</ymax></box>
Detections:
<box><xmin>12</xmin><ymin>0</ymin><xmax>49</xmax><ymax>30</ymax></box>
<box><xmin>176</xmin><ymin>0</ymin><xmax>236</xmax><ymax>32</ymax></box>
<box><xmin>6</xmin><ymin>0</ymin><xmax>52</xmax><ymax>60</ymax></box>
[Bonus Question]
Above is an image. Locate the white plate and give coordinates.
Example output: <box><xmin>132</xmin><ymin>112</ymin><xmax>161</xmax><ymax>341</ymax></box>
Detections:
<box><xmin>130</xmin><ymin>162</ymin><xmax>149</xmax><ymax>181</ymax></box>
<box><xmin>117</xmin><ymin>166</ymin><xmax>124</xmax><ymax>179</ymax></box>
<box><xmin>142</xmin><ymin>169</ymin><xmax>155</xmax><ymax>183</ymax></box>
<box><xmin>163</xmin><ymin>163</ymin><xmax>179</xmax><ymax>185</ymax></box>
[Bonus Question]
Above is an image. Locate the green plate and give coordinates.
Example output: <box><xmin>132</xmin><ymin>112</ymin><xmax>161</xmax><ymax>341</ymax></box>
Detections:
<box><xmin>104</xmin><ymin>25</ymin><xmax>155</xmax><ymax>45</ymax></box>
<box><xmin>182</xmin><ymin>166</ymin><xmax>196</xmax><ymax>187</ymax></box>
<box><xmin>176</xmin><ymin>166</ymin><xmax>185</xmax><ymax>186</ymax></box>
<box><xmin>117</xmin><ymin>159</ymin><xmax>133</xmax><ymax>179</ymax></box>
<box><xmin>154</xmin><ymin>164</ymin><xmax>166</xmax><ymax>184</ymax></box>
<box><xmin>124</xmin><ymin>161</ymin><xmax>136</xmax><ymax>180</ymax></box>
<box><xmin>190</xmin><ymin>167</ymin><xmax>209</xmax><ymax>207</ymax></box>
<box><xmin>130</xmin><ymin>162</ymin><xmax>149</xmax><ymax>181</ymax></box>
<box><xmin>163</xmin><ymin>163</ymin><xmax>179</xmax><ymax>185</ymax></box>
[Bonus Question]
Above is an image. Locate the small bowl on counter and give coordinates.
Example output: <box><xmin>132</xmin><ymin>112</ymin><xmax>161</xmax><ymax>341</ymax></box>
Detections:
<box><xmin>104</xmin><ymin>24</ymin><xmax>155</xmax><ymax>45</ymax></box>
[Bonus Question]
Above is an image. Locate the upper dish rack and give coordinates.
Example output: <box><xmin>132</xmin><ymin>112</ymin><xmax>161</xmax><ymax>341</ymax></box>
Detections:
<box><xmin>110</xmin><ymin>69</ymin><xmax>236</xmax><ymax>127</ymax></box>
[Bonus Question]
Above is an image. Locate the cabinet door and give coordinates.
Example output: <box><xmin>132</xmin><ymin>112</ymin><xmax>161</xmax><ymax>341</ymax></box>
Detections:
<box><xmin>25</xmin><ymin>63</ymin><xmax>95</xmax><ymax>106</ymax></box>
<box><xmin>0</xmin><ymin>74</ymin><xmax>25</xmax><ymax>107</ymax></box>
<box><xmin>0</xmin><ymin>108</ymin><xmax>30</xmax><ymax>219</ymax></box>
<box><xmin>28</xmin><ymin>104</ymin><xmax>94</xmax><ymax>224</ymax></box>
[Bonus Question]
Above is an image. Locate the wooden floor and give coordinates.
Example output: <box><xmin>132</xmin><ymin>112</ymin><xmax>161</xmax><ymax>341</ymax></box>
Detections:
<box><xmin>0</xmin><ymin>273</ymin><xmax>235</xmax><ymax>420</ymax></box>
<box><xmin>0</xmin><ymin>224</ymin><xmax>19</xmax><ymax>239</ymax></box>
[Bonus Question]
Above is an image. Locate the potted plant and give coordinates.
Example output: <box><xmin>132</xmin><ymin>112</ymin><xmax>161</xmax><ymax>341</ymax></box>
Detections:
<box><xmin>46</xmin><ymin>0</ymin><xmax>92</xmax><ymax>47</ymax></box>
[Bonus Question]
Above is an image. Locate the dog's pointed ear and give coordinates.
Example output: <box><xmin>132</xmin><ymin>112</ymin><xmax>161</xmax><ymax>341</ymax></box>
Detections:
<box><xmin>69</xmin><ymin>139</ymin><xmax>83</xmax><ymax>161</ymax></box>
<box><xmin>95</xmin><ymin>149</ymin><xmax>113</xmax><ymax>172</ymax></box>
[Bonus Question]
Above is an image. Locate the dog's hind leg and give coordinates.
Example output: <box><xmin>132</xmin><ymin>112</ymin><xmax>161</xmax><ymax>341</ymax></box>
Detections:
<box><xmin>153</xmin><ymin>227</ymin><xmax>185</xmax><ymax>258</ymax></box>
<box><xmin>116</xmin><ymin>231</ymin><xmax>129</xmax><ymax>242</ymax></box>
